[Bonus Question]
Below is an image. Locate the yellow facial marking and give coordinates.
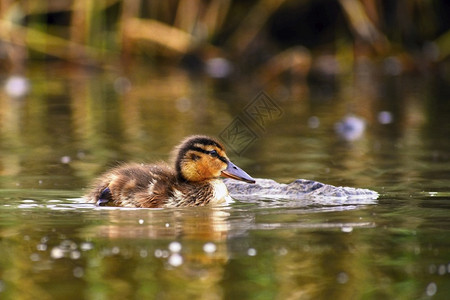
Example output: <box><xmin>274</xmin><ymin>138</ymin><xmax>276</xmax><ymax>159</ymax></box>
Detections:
<box><xmin>180</xmin><ymin>145</ymin><xmax>228</xmax><ymax>182</ymax></box>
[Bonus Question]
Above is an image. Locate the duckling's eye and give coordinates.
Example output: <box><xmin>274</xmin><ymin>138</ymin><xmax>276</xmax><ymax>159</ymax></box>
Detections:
<box><xmin>208</xmin><ymin>150</ymin><xmax>219</xmax><ymax>157</ymax></box>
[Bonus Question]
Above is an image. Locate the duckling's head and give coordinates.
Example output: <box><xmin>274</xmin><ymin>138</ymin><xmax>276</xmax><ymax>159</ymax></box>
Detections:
<box><xmin>173</xmin><ymin>135</ymin><xmax>255</xmax><ymax>183</ymax></box>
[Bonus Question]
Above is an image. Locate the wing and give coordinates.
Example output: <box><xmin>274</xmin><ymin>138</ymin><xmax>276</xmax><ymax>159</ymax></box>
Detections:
<box><xmin>84</xmin><ymin>163</ymin><xmax>176</xmax><ymax>208</ymax></box>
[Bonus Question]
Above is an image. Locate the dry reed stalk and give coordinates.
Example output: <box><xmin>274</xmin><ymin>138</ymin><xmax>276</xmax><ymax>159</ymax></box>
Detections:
<box><xmin>338</xmin><ymin>0</ymin><xmax>389</xmax><ymax>54</ymax></box>
<box><xmin>121</xmin><ymin>17</ymin><xmax>195</xmax><ymax>54</ymax></box>
<box><xmin>0</xmin><ymin>18</ymin><xmax>107</xmax><ymax>64</ymax></box>
<box><xmin>226</xmin><ymin>0</ymin><xmax>287</xmax><ymax>54</ymax></box>
<box><xmin>203</xmin><ymin>0</ymin><xmax>231</xmax><ymax>39</ymax></box>
<box><xmin>119</xmin><ymin>0</ymin><xmax>141</xmax><ymax>61</ymax></box>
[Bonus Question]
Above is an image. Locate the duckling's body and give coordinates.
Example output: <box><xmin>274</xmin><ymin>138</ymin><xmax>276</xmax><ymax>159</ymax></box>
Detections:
<box><xmin>84</xmin><ymin>135</ymin><xmax>255</xmax><ymax>208</ymax></box>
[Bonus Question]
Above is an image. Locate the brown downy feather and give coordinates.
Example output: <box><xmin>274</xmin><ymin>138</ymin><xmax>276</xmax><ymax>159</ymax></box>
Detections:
<box><xmin>84</xmin><ymin>135</ymin><xmax>254</xmax><ymax>208</ymax></box>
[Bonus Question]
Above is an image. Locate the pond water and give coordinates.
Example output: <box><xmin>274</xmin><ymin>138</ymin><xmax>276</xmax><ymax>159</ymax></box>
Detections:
<box><xmin>0</xmin><ymin>65</ymin><xmax>449</xmax><ymax>299</ymax></box>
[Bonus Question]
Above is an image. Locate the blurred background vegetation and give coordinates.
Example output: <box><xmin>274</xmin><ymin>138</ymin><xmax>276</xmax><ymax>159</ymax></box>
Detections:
<box><xmin>1</xmin><ymin>4</ymin><xmax>449</xmax><ymax>299</ymax></box>
<box><xmin>1</xmin><ymin>0</ymin><xmax>449</xmax><ymax>188</ymax></box>
<box><xmin>0</xmin><ymin>0</ymin><xmax>449</xmax><ymax>79</ymax></box>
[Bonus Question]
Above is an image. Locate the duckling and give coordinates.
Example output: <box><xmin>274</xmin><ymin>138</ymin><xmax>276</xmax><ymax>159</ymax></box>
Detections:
<box><xmin>84</xmin><ymin>135</ymin><xmax>255</xmax><ymax>208</ymax></box>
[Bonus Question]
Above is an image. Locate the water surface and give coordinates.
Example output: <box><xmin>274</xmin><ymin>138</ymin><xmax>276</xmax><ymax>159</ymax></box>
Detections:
<box><xmin>0</xmin><ymin>66</ymin><xmax>449</xmax><ymax>299</ymax></box>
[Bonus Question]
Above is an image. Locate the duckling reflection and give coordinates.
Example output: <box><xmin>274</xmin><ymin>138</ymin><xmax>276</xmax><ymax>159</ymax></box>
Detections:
<box><xmin>88</xmin><ymin>208</ymin><xmax>232</xmax><ymax>241</ymax></box>
<box><xmin>82</xmin><ymin>207</ymin><xmax>235</xmax><ymax>300</ymax></box>
<box><xmin>85</xmin><ymin>135</ymin><xmax>255</xmax><ymax>208</ymax></box>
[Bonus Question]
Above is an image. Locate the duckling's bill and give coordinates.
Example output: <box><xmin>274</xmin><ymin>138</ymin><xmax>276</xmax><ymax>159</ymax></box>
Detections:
<box><xmin>221</xmin><ymin>161</ymin><xmax>255</xmax><ymax>184</ymax></box>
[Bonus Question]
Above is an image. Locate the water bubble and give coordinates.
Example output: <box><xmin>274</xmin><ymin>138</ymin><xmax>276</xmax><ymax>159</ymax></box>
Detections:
<box><xmin>168</xmin><ymin>241</ymin><xmax>182</xmax><ymax>253</ymax></box>
<box><xmin>30</xmin><ymin>253</ymin><xmax>40</xmax><ymax>262</ymax></box>
<box><xmin>154</xmin><ymin>249</ymin><xmax>163</xmax><ymax>258</ymax></box>
<box><xmin>203</xmin><ymin>242</ymin><xmax>217</xmax><ymax>254</ymax></box>
<box><xmin>154</xmin><ymin>249</ymin><xmax>169</xmax><ymax>258</ymax></box>
<box><xmin>308</xmin><ymin>116</ymin><xmax>320</xmax><ymax>129</ymax></box>
<box><xmin>138</xmin><ymin>219</ymin><xmax>144</xmax><ymax>225</ymax></box>
<box><xmin>337</xmin><ymin>272</ymin><xmax>349</xmax><ymax>284</ymax></box>
<box><xmin>18</xmin><ymin>203</ymin><xmax>40</xmax><ymax>209</ymax></box>
<box><xmin>77</xmin><ymin>151</ymin><xmax>86</xmax><ymax>159</ymax></box>
<box><xmin>342</xmin><ymin>226</ymin><xmax>353</xmax><ymax>233</ymax></box>
<box><xmin>140</xmin><ymin>249</ymin><xmax>148</xmax><ymax>258</ymax></box>
<box><xmin>438</xmin><ymin>264</ymin><xmax>446</xmax><ymax>275</ymax></box>
<box><xmin>37</xmin><ymin>243</ymin><xmax>47</xmax><ymax>251</ymax></box>
<box><xmin>378</xmin><ymin>111</ymin><xmax>393</xmax><ymax>124</ymax></box>
<box><xmin>47</xmin><ymin>200</ymin><xmax>61</xmax><ymax>203</ymax></box>
<box><xmin>426</xmin><ymin>282</ymin><xmax>437</xmax><ymax>296</ymax></box>
<box><xmin>111</xmin><ymin>247</ymin><xmax>120</xmax><ymax>255</ymax></box>
<box><xmin>4</xmin><ymin>76</ymin><xmax>30</xmax><ymax>98</ymax></box>
<box><xmin>70</xmin><ymin>251</ymin><xmax>81</xmax><ymax>260</ymax></box>
<box><xmin>60</xmin><ymin>240</ymin><xmax>77</xmax><ymax>250</ymax></box>
<box><xmin>168</xmin><ymin>253</ymin><xmax>183</xmax><ymax>267</ymax></box>
<box><xmin>61</xmin><ymin>156</ymin><xmax>71</xmax><ymax>164</ymax></box>
<box><xmin>73</xmin><ymin>267</ymin><xmax>84</xmax><ymax>278</ymax></box>
<box><xmin>335</xmin><ymin>115</ymin><xmax>366</xmax><ymax>141</ymax></box>
<box><xmin>278</xmin><ymin>247</ymin><xmax>288</xmax><ymax>256</ymax></box>
<box><xmin>206</xmin><ymin>57</ymin><xmax>233</xmax><ymax>78</ymax></box>
<box><xmin>80</xmin><ymin>242</ymin><xmax>94</xmax><ymax>251</ymax></box>
<box><xmin>247</xmin><ymin>248</ymin><xmax>257</xmax><ymax>256</ymax></box>
<box><xmin>51</xmin><ymin>247</ymin><xmax>64</xmax><ymax>259</ymax></box>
